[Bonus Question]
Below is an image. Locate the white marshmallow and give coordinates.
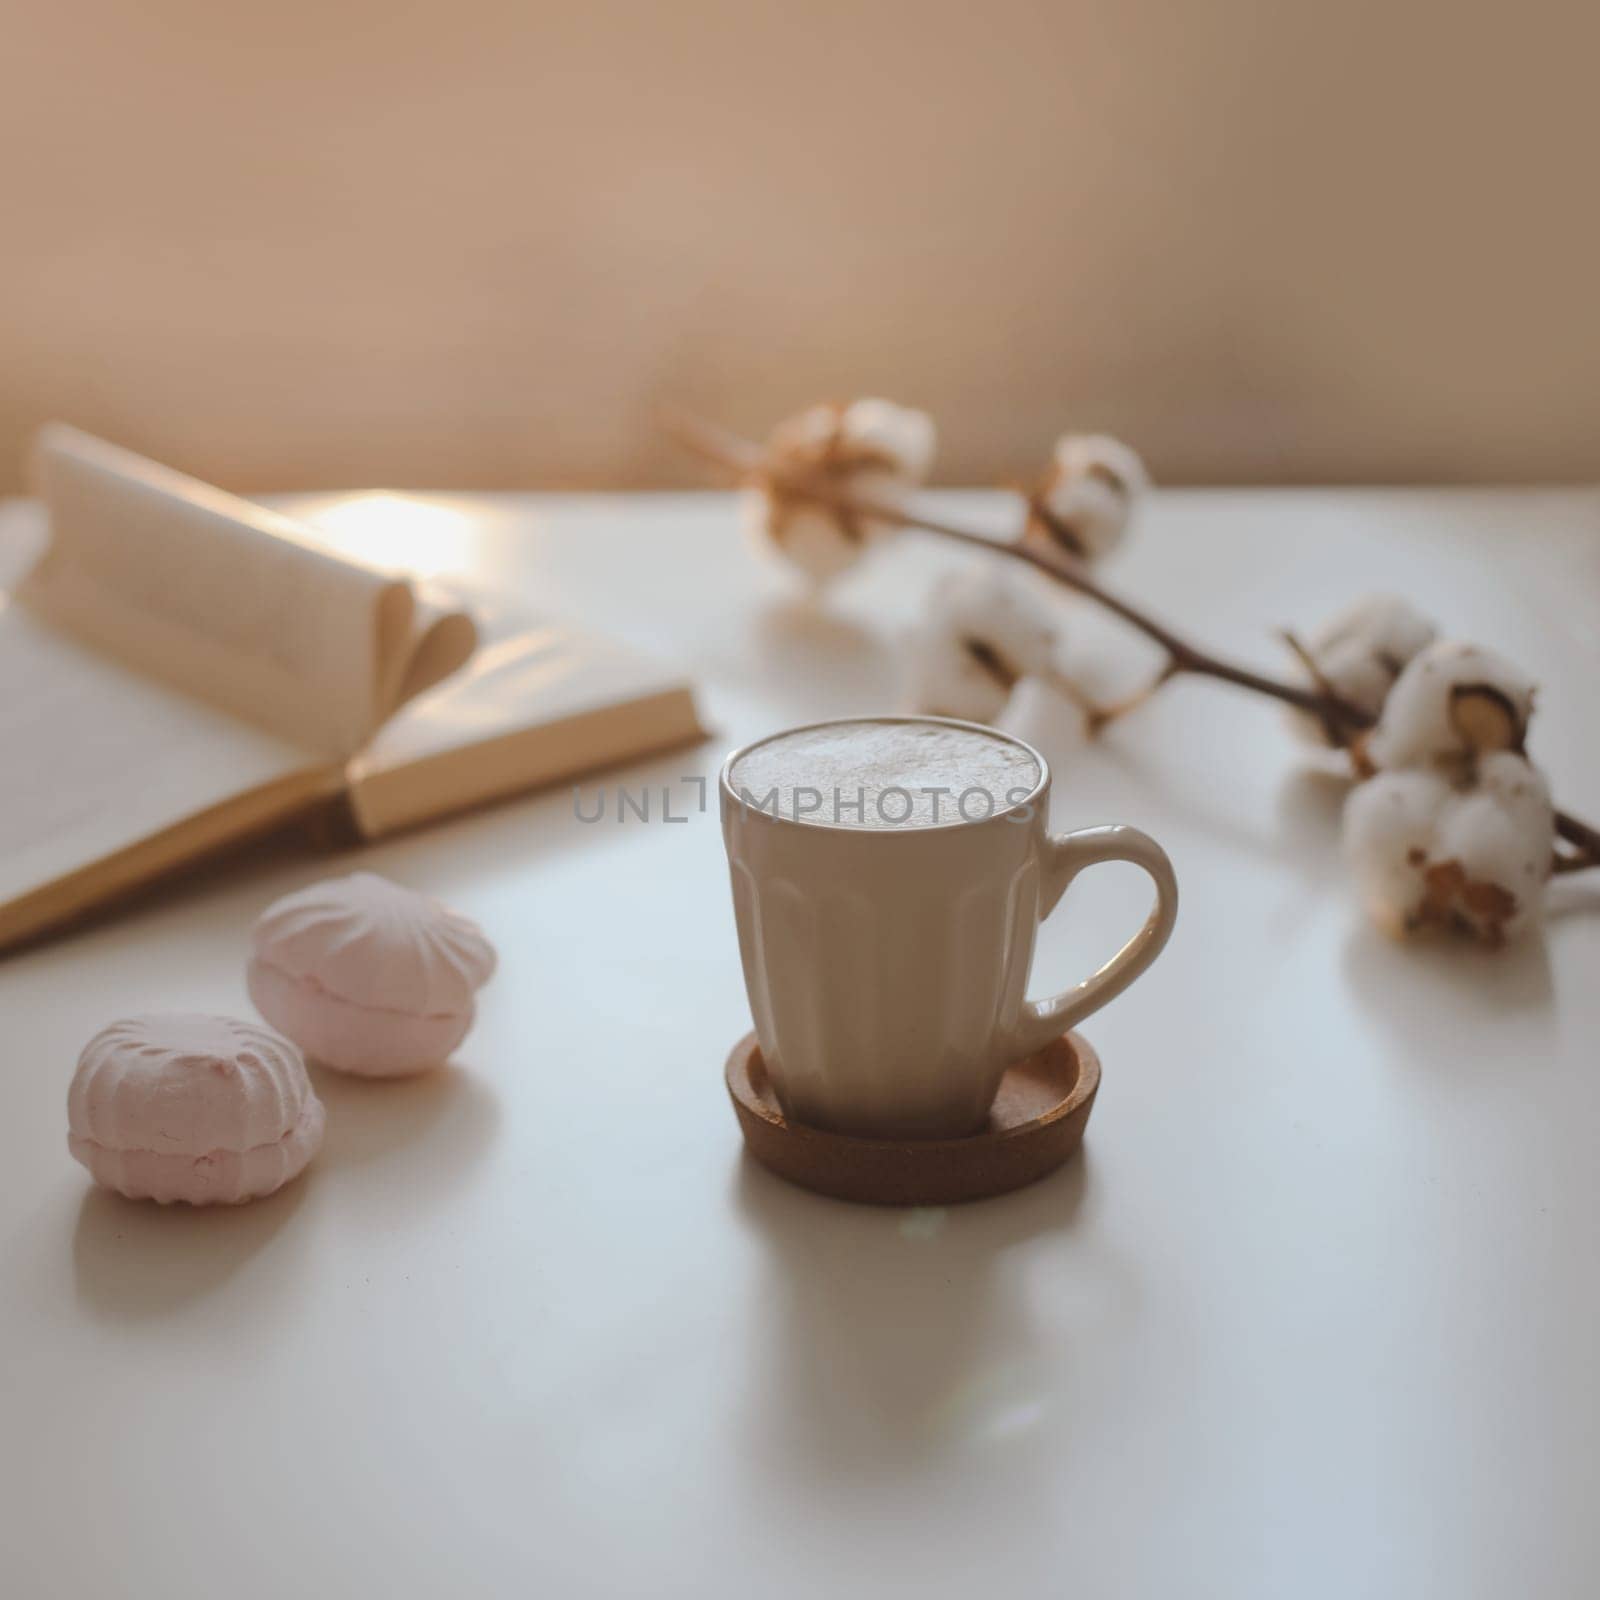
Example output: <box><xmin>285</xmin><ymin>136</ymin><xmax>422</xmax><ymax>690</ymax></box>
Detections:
<box><xmin>746</xmin><ymin>398</ymin><xmax>936</xmax><ymax>584</ymax></box>
<box><xmin>1031</xmin><ymin>433</ymin><xmax>1149</xmax><ymax>561</ymax></box>
<box><xmin>905</xmin><ymin>564</ymin><xmax>1060</xmax><ymax>724</ymax></box>
<box><xmin>1365</xmin><ymin>640</ymin><xmax>1536</xmax><ymax>773</ymax></box>
<box><xmin>1343</xmin><ymin>752</ymin><xmax>1553</xmax><ymax>942</ymax></box>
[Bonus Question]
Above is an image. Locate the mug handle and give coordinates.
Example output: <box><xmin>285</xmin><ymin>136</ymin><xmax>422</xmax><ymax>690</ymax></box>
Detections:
<box><xmin>1004</xmin><ymin>824</ymin><xmax>1179</xmax><ymax>1060</ymax></box>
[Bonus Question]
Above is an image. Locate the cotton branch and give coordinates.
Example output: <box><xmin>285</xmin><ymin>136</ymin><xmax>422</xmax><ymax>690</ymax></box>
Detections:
<box><xmin>664</xmin><ymin>410</ymin><xmax>1600</xmax><ymax>875</ymax></box>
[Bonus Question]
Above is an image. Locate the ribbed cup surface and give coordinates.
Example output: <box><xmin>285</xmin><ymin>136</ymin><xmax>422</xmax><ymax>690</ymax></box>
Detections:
<box><xmin>723</xmin><ymin>783</ymin><xmax>1047</xmax><ymax>1140</ymax></box>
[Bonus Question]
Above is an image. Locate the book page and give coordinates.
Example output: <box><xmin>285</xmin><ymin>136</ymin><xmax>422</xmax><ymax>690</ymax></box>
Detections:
<box><xmin>21</xmin><ymin>426</ymin><xmax>457</xmax><ymax>760</ymax></box>
<box><xmin>346</xmin><ymin>584</ymin><xmax>703</xmax><ymax>835</ymax></box>
<box><xmin>0</xmin><ymin>598</ymin><xmax>315</xmax><ymax>907</ymax></box>
<box><xmin>389</xmin><ymin>582</ymin><xmax>479</xmax><ymax>715</ymax></box>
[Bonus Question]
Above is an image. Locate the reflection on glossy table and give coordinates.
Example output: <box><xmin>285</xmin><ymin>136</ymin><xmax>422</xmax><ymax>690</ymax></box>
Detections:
<box><xmin>3</xmin><ymin>488</ymin><xmax>1599</xmax><ymax>1599</ymax></box>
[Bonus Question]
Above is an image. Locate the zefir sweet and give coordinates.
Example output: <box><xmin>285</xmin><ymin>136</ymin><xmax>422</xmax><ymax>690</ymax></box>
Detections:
<box><xmin>67</xmin><ymin>1014</ymin><xmax>324</xmax><ymax>1205</ymax></box>
<box><xmin>248</xmin><ymin>872</ymin><xmax>496</xmax><ymax>1077</ymax></box>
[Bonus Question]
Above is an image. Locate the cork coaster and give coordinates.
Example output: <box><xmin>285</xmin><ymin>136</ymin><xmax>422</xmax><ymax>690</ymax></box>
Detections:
<box><xmin>725</xmin><ymin>1031</ymin><xmax>1099</xmax><ymax>1206</ymax></box>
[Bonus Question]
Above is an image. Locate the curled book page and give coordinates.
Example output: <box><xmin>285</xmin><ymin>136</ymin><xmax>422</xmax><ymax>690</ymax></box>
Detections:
<box><xmin>21</xmin><ymin>426</ymin><xmax>474</xmax><ymax>759</ymax></box>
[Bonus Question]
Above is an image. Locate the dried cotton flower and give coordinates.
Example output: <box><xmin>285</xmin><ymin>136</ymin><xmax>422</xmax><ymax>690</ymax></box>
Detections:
<box><xmin>1343</xmin><ymin>752</ymin><xmax>1554</xmax><ymax>943</ymax></box>
<box><xmin>906</xmin><ymin>564</ymin><xmax>1060</xmax><ymax>724</ymax></box>
<box><xmin>1364</xmin><ymin>640</ymin><xmax>1536</xmax><ymax>775</ymax></box>
<box><xmin>679</xmin><ymin>404</ymin><xmax>1600</xmax><ymax>921</ymax></box>
<box><xmin>1290</xmin><ymin>594</ymin><xmax>1437</xmax><ymax>741</ymax></box>
<box><xmin>1027</xmin><ymin>433</ymin><xmax>1149</xmax><ymax>561</ymax></box>
<box><xmin>1343</xmin><ymin>637</ymin><xmax>1553</xmax><ymax>941</ymax></box>
<box><xmin>744</xmin><ymin>398</ymin><xmax>936</xmax><ymax>584</ymax></box>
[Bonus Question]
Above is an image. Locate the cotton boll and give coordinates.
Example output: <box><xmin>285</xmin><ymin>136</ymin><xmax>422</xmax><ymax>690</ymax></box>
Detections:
<box><xmin>1342</xmin><ymin>753</ymin><xmax>1554</xmax><ymax>942</ymax></box>
<box><xmin>996</xmin><ymin>674</ymin><xmax>1087</xmax><ymax>789</ymax></box>
<box><xmin>748</xmin><ymin>398</ymin><xmax>937</xmax><ymax>584</ymax></box>
<box><xmin>1290</xmin><ymin>594</ymin><xmax>1438</xmax><ymax>742</ymax></box>
<box><xmin>840</xmin><ymin>397</ymin><xmax>937</xmax><ymax>487</ymax></box>
<box><xmin>1317</xmin><ymin>596</ymin><xmax>1437</xmax><ymax>709</ymax></box>
<box><xmin>1470</xmin><ymin>750</ymin><xmax>1556</xmax><ymax>835</ymax></box>
<box><xmin>1343</xmin><ymin>768</ymin><xmax>1454</xmax><ymax>937</ymax></box>
<box><xmin>1365</xmin><ymin>640</ymin><xmax>1537</xmax><ymax>773</ymax></box>
<box><xmin>905</xmin><ymin>626</ymin><xmax>1009</xmax><ymax>724</ymax></box>
<box><xmin>905</xmin><ymin>565</ymin><xmax>1060</xmax><ymax>724</ymax></box>
<box><xmin>1429</xmin><ymin>753</ymin><xmax>1554</xmax><ymax>942</ymax></box>
<box><xmin>1030</xmin><ymin>433</ymin><xmax>1149</xmax><ymax>561</ymax></box>
<box><xmin>740</xmin><ymin>492</ymin><xmax>864</xmax><ymax>586</ymax></box>
<box><xmin>1056</xmin><ymin>433</ymin><xmax>1150</xmax><ymax>494</ymax></box>
<box><xmin>1037</xmin><ymin>477</ymin><xmax>1128</xmax><ymax>562</ymax></box>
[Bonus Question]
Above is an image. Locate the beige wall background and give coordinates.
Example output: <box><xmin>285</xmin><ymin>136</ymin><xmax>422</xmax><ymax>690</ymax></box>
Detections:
<box><xmin>3</xmin><ymin>0</ymin><xmax>1598</xmax><ymax>494</ymax></box>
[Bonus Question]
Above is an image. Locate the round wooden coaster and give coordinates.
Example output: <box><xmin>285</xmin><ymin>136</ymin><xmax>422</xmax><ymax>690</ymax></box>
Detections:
<box><xmin>725</xmin><ymin>1031</ymin><xmax>1100</xmax><ymax>1206</ymax></box>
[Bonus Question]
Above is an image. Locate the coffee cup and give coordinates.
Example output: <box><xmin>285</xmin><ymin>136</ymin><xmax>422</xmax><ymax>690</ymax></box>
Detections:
<box><xmin>720</xmin><ymin>715</ymin><xmax>1178</xmax><ymax>1139</ymax></box>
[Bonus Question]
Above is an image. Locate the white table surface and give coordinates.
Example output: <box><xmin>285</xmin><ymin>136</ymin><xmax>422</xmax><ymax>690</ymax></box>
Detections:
<box><xmin>4</xmin><ymin>486</ymin><xmax>1600</xmax><ymax>1599</ymax></box>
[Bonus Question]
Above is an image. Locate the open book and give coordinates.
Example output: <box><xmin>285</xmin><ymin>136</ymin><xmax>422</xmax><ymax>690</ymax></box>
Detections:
<box><xmin>0</xmin><ymin>427</ymin><xmax>703</xmax><ymax>952</ymax></box>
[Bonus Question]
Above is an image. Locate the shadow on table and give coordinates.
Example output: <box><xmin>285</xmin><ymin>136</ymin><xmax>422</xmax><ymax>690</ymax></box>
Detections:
<box><xmin>73</xmin><ymin>1170</ymin><xmax>309</xmax><ymax>1320</ymax></box>
<box><xmin>72</xmin><ymin>1064</ymin><xmax>498</xmax><ymax>1319</ymax></box>
<box><xmin>309</xmin><ymin>1060</ymin><xmax>500</xmax><ymax>1180</ymax></box>
<box><xmin>1084</xmin><ymin>737</ymin><xmax>1351</xmax><ymax>880</ymax></box>
<box><xmin>1341</xmin><ymin>919</ymin><xmax>1557</xmax><ymax>1066</ymax></box>
<box><xmin>732</xmin><ymin>1152</ymin><xmax>1098</xmax><ymax>1478</ymax></box>
<box><xmin>1274</xmin><ymin>765</ymin><xmax>1352</xmax><ymax>875</ymax></box>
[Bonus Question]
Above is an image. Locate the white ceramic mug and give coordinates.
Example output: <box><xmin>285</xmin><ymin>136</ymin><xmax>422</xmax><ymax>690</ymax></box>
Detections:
<box><xmin>720</xmin><ymin>715</ymin><xmax>1178</xmax><ymax>1140</ymax></box>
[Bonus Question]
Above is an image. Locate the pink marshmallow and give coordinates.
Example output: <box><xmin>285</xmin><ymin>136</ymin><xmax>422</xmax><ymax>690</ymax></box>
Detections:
<box><xmin>67</xmin><ymin>1014</ymin><xmax>324</xmax><ymax>1205</ymax></box>
<box><xmin>247</xmin><ymin>872</ymin><xmax>496</xmax><ymax>1077</ymax></box>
